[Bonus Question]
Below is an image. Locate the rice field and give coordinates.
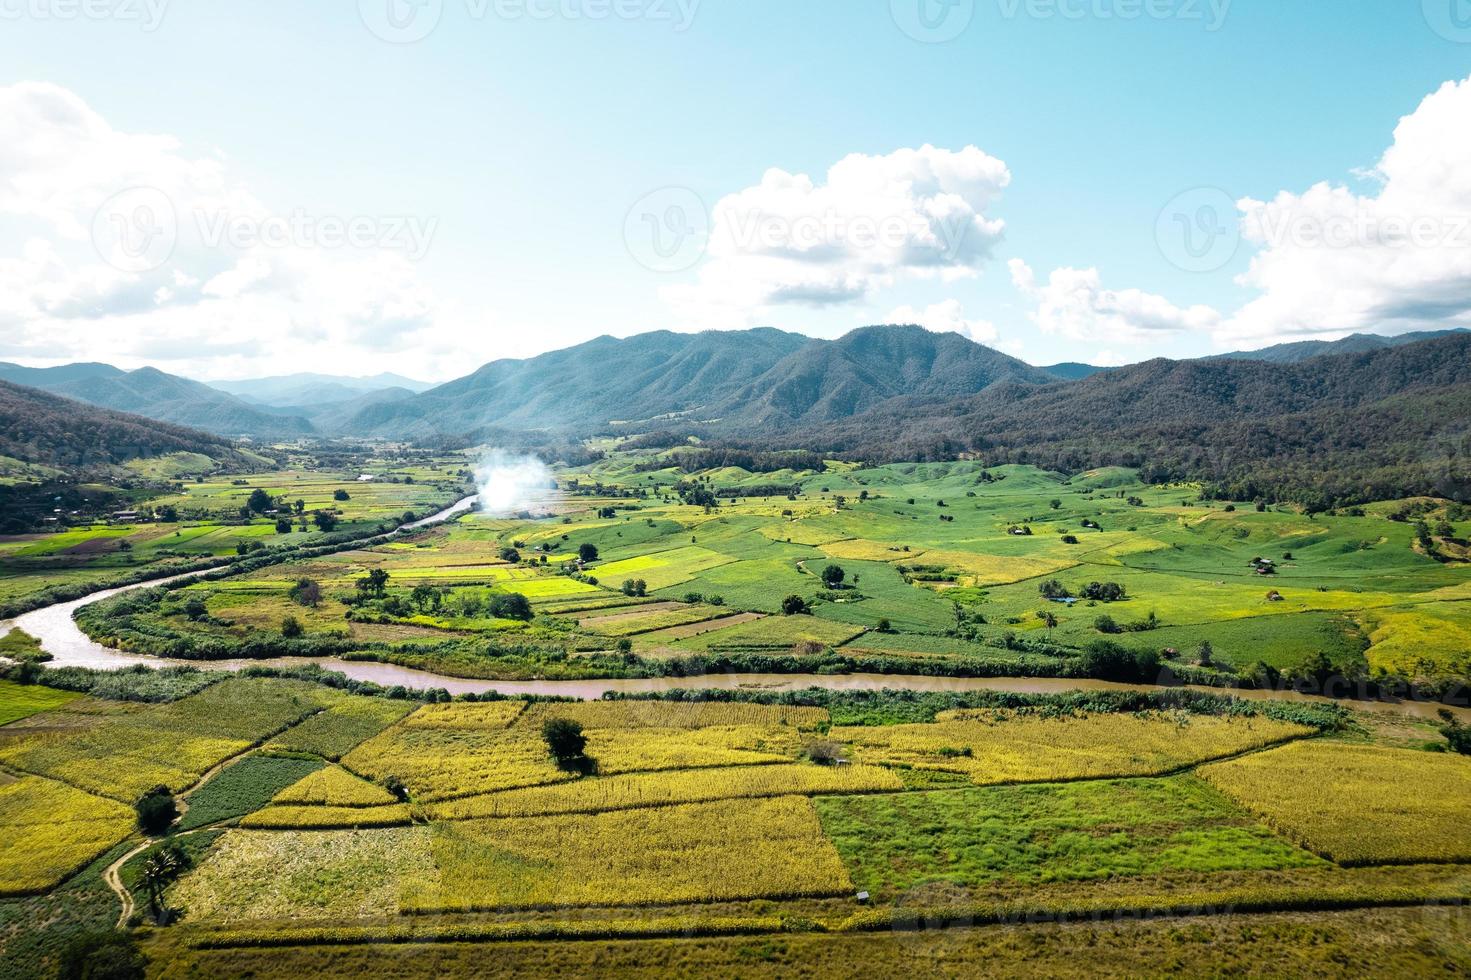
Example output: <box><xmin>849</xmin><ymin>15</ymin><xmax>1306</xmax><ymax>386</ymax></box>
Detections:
<box><xmin>1198</xmin><ymin>740</ymin><xmax>1471</xmax><ymax>865</ymax></box>
<box><xmin>0</xmin><ymin>775</ymin><xmax>134</xmax><ymax>895</ymax></box>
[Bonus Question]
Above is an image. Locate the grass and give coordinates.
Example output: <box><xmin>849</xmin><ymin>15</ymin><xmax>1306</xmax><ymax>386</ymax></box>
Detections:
<box><xmin>0</xmin><ymin>680</ymin><xmax>79</xmax><ymax>726</ymax></box>
<box><xmin>1199</xmin><ymin>740</ymin><xmax>1471</xmax><ymax>865</ymax></box>
<box><xmin>814</xmin><ymin>775</ymin><xmax>1324</xmax><ymax>900</ymax></box>
<box><xmin>177</xmin><ymin>755</ymin><xmax>325</xmax><ymax>830</ymax></box>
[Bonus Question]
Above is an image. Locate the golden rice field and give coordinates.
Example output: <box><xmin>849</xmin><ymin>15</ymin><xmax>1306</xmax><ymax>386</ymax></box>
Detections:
<box><xmin>0</xmin><ymin>775</ymin><xmax>134</xmax><ymax>895</ymax></box>
<box><xmin>402</xmin><ymin>797</ymin><xmax>854</xmax><ymax>912</ymax></box>
<box><xmin>398</xmin><ymin>700</ymin><xmax>527</xmax><ymax>730</ymax></box>
<box><xmin>833</xmin><ymin>710</ymin><xmax>1312</xmax><ymax>785</ymax></box>
<box><xmin>269</xmin><ymin>766</ymin><xmax>399</xmax><ymax>807</ymax></box>
<box><xmin>1198</xmin><ymin>740</ymin><xmax>1471</xmax><ymax>865</ymax></box>
<box><xmin>424</xmin><ymin>762</ymin><xmax>903</xmax><ymax>820</ymax></box>
<box><xmin>0</xmin><ymin>679</ymin><xmax>335</xmax><ymax>800</ymax></box>
<box><xmin>239</xmin><ymin>803</ymin><xmax>413</xmax><ymax>830</ymax></box>
<box><xmin>516</xmin><ymin>700</ymin><xmax>829</xmax><ymax>731</ymax></box>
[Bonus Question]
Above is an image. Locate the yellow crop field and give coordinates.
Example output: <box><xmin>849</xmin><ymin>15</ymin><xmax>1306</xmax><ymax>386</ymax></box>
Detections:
<box><xmin>0</xmin><ymin>775</ymin><xmax>134</xmax><ymax>895</ymax></box>
<box><xmin>400</xmin><ymin>701</ymin><xmax>527</xmax><ymax>730</ymax></box>
<box><xmin>834</xmin><ymin>710</ymin><xmax>1311</xmax><ymax>785</ymax></box>
<box><xmin>517</xmin><ymin>700</ymin><xmax>828</xmax><ymax>731</ymax></box>
<box><xmin>0</xmin><ymin>679</ymin><xmax>332</xmax><ymax>800</ymax></box>
<box><xmin>1198</xmin><ymin>740</ymin><xmax>1471</xmax><ymax>865</ymax></box>
<box><xmin>500</xmin><ymin>577</ymin><xmax>601</xmax><ymax>599</ymax></box>
<box><xmin>169</xmin><ymin>827</ymin><xmax>435</xmax><ymax>923</ymax></box>
<box><xmin>586</xmin><ymin>725</ymin><xmax>800</xmax><ymax>774</ymax></box>
<box><xmin>818</xmin><ymin>539</ymin><xmax>911</xmax><ymax>561</ymax></box>
<box><xmin>908</xmin><ymin>550</ymin><xmax>1079</xmax><ymax>587</ymax></box>
<box><xmin>270</xmin><ymin>766</ymin><xmax>399</xmax><ymax>807</ymax></box>
<box><xmin>594</xmin><ymin>546</ymin><xmax>737</xmax><ymax>590</ymax></box>
<box><xmin>239</xmin><ymin>803</ymin><xmax>413</xmax><ymax>829</ymax></box>
<box><xmin>402</xmin><ymin>797</ymin><xmax>853</xmax><ymax>912</ymax></box>
<box><xmin>342</xmin><ymin>724</ymin><xmax>570</xmax><ymax>801</ymax></box>
<box><xmin>425</xmin><ymin>763</ymin><xmax>902</xmax><ymax>820</ymax></box>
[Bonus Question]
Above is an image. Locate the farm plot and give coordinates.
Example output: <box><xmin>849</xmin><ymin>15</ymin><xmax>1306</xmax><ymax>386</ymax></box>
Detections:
<box><xmin>177</xmin><ymin>755</ymin><xmax>325</xmax><ymax>831</ymax></box>
<box><xmin>593</xmin><ymin>546</ymin><xmax>737</xmax><ymax>591</ymax></box>
<box><xmin>0</xmin><ymin>775</ymin><xmax>134</xmax><ymax>895</ymax></box>
<box><xmin>1198</xmin><ymin>740</ymin><xmax>1471</xmax><ymax>865</ymax></box>
<box><xmin>403</xmin><ymin>797</ymin><xmax>853</xmax><ymax>912</ymax></box>
<box><xmin>0</xmin><ymin>680</ymin><xmax>79</xmax><ymax>727</ymax></box>
<box><xmin>264</xmin><ymin>695</ymin><xmax>418</xmax><ymax>760</ymax></box>
<box><xmin>426</xmin><ymin>763</ymin><xmax>902</xmax><ymax>820</ymax></box>
<box><xmin>686</xmin><ymin>614</ymin><xmax>866</xmax><ymax>650</ymax></box>
<box><xmin>638</xmin><ymin>611</ymin><xmax>763</xmax><ymax>642</ymax></box>
<box><xmin>578</xmin><ymin>604</ymin><xmax>731</xmax><ymax>637</ymax></box>
<box><xmin>815</xmin><ymin>776</ymin><xmax>1324</xmax><ymax>901</ymax></box>
<box><xmin>0</xmin><ymin>679</ymin><xmax>334</xmax><ymax>801</ymax></box>
<box><xmin>832</xmin><ymin>709</ymin><xmax>1311</xmax><ymax>786</ymax></box>
<box><xmin>269</xmin><ymin>765</ymin><xmax>399</xmax><ymax>807</ymax></box>
<box><xmin>516</xmin><ymin>700</ymin><xmax>828</xmax><ymax>731</ymax></box>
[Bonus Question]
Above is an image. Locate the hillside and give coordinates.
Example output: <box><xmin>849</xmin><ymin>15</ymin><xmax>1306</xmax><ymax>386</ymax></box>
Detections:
<box><xmin>799</xmin><ymin>333</ymin><xmax>1471</xmax><ymax>506</ymax></box>
<box><xmin>340</xmin><ymin>325</ymin><xmax>1050</xmax><ymax>440</ymax></box>
<box><xmin>0</xmin><ymin>363</ymin><xmax>314</xmax><ymax>440</ymax></box>
<box><xmin>209</xmin><ymin>371</ymin><xmax>432</xmax><ymax>407</ymax></box>
<box><xmin>0</xmin><ymin>380</ymin><xmax>253</xmax><ymax>470</ymax></box>
<box><xmin>1216</xmin><ymin>329</ymin><xmax>1470</xmax><ymax>365</ymax></box>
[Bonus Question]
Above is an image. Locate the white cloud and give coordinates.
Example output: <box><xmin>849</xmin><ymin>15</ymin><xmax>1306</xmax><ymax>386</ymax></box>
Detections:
<box><xmin>1009</xmin><ymin>259</ymin><xmax>1219</xmax><ymax>343</ymax></box>
<box><xmin>882</xmin><ymin>299</ymin><xmax>999</xmax><ymax>343</ymax></box>
<box><xmin>0</xmin><ymin>82</ymin><xmax>465</xmax><ymax>379</ymax></box>
<box><xmin>663</xmin><ymin>145</ymin><xmax>1010</xmax><ymax>327</ymax></box>
<box><xmin>1221</xmin><ymin>74</ymin><xmax>1471</xmax><ymax>346</ymax></box>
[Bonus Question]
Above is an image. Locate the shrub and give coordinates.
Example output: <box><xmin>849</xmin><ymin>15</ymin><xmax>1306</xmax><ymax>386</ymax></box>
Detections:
<box><xmin>135</xmin><ymin>785</ymin><xmax>178</xmax><ymax>835</ymax></box>
<box><xmin>781</xmin><ymin>595</ymin><xmax>811</xmax><ymax>616</ymax></box>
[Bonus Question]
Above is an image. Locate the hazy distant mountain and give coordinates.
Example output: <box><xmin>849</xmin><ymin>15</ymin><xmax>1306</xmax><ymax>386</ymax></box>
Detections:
<box><xmin>0</xmin><ymin>379</ymin><xmax>255</xmax><ymax>469</ymax></box>
<box><xmin>0</xmin><ymin>363</ymin><xmax>313</xmax><ymax>440</ymax></box>
<box><xmin>1039</xmin><ymin>362</ymin><xmax>1105</xmax><ymax>380</ymax></box>
<box><xmin>1214</xmin><ymin>329</ymin><xmax>1469</xmax><ymax>365</ymax></box>
<box><xmin>209</xmin><ymin>371</ymin><xmax>433</xmax><ymax>408</ymax></box>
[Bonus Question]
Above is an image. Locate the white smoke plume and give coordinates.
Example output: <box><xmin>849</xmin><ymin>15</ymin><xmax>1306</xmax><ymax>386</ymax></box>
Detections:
<box><xmin>474</xmin><ymin>451</ymin><xmax>556</xmax><ymax>517</ymax></box>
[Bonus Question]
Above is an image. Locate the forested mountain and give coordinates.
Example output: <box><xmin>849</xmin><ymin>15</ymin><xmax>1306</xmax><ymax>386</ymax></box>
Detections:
<box><xmin>795</xmin><ymin>333</ymin><xmax>1471</xmax><ymax>507</ymax></box>
<box><xmin>0</xmin><ymin>363</ymin><xmax>313</xmax><ymax>440</ymax></box>
<box><xmin>337</xmin><ymin>325</ymin><xmax>1048</xmax><ymax>440</ymax></box>
<box><xmin>339</xmin><ymin>328</ymin><xmax>813</xmax><ymax>440</ymax></box>
<box><xmin>0</xmin><ymin>380</ymin><xmax>253</xmax><ymax>469</ymax></box>
<box><xmin>1216</xmin><ymin>329</ymin><xmax>1469</xmax><ymax>365</ymax></box>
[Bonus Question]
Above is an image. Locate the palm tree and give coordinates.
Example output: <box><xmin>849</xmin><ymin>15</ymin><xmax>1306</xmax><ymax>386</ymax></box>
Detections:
<box><xmin>1038</xmin><ymin>610</ymin><xmax>1058</xmax><ymax>639</ymax></box>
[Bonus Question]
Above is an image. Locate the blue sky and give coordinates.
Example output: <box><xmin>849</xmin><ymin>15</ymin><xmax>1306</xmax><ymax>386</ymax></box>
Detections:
<box><xmin>2</xmin><ymin>1</ymin><xmax>1470</xmax><ymax>379</ymax></box>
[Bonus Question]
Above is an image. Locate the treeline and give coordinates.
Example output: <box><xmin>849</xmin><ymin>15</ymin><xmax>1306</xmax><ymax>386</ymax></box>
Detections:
<box><xmin>635</xmin><ymin>447</ymin><xmax>826</xmax><ymax>474</ymax></box>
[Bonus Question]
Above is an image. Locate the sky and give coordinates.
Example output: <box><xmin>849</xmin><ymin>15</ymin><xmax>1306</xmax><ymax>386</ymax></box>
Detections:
<box><xmin>1</xmin><ymin>1</ymin><xmax>1470</xmax><ymax>381</ymax></box>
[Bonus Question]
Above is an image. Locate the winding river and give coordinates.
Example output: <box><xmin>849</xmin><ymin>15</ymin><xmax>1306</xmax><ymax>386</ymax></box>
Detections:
<box><xmin>2</xmin><ymin>494</ymin><xmax>1466</xmax><ymax>723</ymax></box>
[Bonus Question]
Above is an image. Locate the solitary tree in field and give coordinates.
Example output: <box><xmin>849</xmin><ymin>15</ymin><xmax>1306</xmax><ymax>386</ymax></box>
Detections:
<box><xmin>141</xmin><ymin>842</ymin><xmax>191</xmax><ymax>925</ymax></box>
<box><xmin>781</xmin><ymin>594</ymin><xmax>811</xmax><ymax>615</ymax></box>
<box><xmin>313</xmin><ymin>511</ymin><xmax>338</xmax><ymax>532</ymax></box>
<box><xmin>134</xmin><ymin>786</ymin><xmax>177</xmax><ymax>835</ymax></box>
<box><xmin>246</xmin><ymin>488</ymin><xmax>273</xmax><ymax>513</ymax></box>
<box><xmin>281</xmin><ymin>615</ymin><xmax>304</xmax><ymax>638</ymax></box>
<box><xmin>543</xmin><ymin>718</ymin><xmax>591</xmax><ymax>773</ymax></box>
<box><xmin>821</xmin><ymin>564</ymin><xmax>846</xmax><ymax>588</ymax></box>
<box><xmin>289</xmin><ymin>577</ymin><xmax>321</xmax><ymax>607</ymax></box>
<box><xmin>1038</xmin><ymin>609</ymin><xmax>1058</xmax><ymax>639</ymax></box>
<box><xmin>333</xmin><ymin>489</ymin><xmax>351</xmax><ymax>501</ymax></box>
<box><xmin>578</xmin><ymin>543</ymin><xmax>599</xmax><ymax>562</ymax></box>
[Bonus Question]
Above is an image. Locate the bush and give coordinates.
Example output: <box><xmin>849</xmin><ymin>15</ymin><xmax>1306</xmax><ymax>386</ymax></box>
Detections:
<box><xmin>281</xmin><ymin>616</ymin><xmax>304</xmax><ymax>639</ymax></box>
<box><xmin>135</xmin><ymin>785</ymin><xmax>178</xmax><ymax>835</ymax></box>
<box><xmin>781</xmin><ymin>594</ymin><xmax>811</xmax><ymax>616</ymax></box>
<box><xmin>1094</xmin><ymin>614</ymin><xmax>1120</xmax><ymax>634</ymax></box>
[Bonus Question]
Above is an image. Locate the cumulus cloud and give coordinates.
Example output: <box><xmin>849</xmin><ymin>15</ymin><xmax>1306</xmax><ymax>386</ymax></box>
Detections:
<box><xmin>663</xmin><ymin>145</ymin><xmax>1010</xmax><ymax>327</ymax></box>
<box><xmin>1009</xmin><ymin>259</ymin><xmax>1219</xmax><ymax>344</ymax></box>
<box><xmin>0</xmin><ymin>82</ymin><xmax>457</xmax><ymax>378</ymax></box>
<box><xmin>1219</xmin><ymin>75</ymin><xmax>1471</xmax><ymax>346</ymax></box>
<box><xmin>882</xmin><ymin>299</ymin><xmax>999</xmax><ymax>343</ymax></box>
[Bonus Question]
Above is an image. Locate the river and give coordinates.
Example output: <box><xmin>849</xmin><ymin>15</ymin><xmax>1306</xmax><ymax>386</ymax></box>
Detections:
<box><xmin>2</xmin><ymin>494</ymin><xmax>1466</xmax><ymax>723</ymax></box>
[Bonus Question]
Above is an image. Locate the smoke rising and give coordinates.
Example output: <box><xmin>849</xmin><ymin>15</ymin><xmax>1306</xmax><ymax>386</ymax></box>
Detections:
<box><xmin>474</xmin><ymin>450</ymin><xmax>556</xmax><ymax>517</ymax></box>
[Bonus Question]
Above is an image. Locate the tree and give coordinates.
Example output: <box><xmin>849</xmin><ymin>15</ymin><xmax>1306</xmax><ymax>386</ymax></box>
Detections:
<box><xmin>781</xmin><ymin>594</ymin><xmax>810</xmax><ymax>615</ymax></box>
<box><xmin>288</xmin><ymin>577</ymin><xmax>321</xmax><ymax>607</ymax></box>
<box><xmin>1196</xmin><ymin>640</ymin><xmax>1214</xmax><ymax>668</ymax></box>
<box><xmin>140</xmin><ymin>841</ymin><xmax>192</xmax><ymax>924</ymax></box>
<box><xmin>293</xmin><ymin>499</ymin><xmax>306</xmax><ymax>514</ymax></box>
<box><xmin>1049</xmin><ymin>498</ymin><xmax>1062</xmax><ymax>510</ymax></box>
<box><xmin>275</xmin><ymin>517</ymin><xmax>293</xmax><ymax>534</ymax></box>
<box><xmin>411</xmin><ymin>584</ymin><xmax>443</xmax><ymax>613</ymax></box>
<box><xmin>246</xmin><ymin>488</ymin><xmax>273</xmax><ymax>513</ymax></box>
<box><xmin>134</xmin><ymin>785</ymin><xmax>177</xmax><ymax>835</ymax></box>
<box><xmin>333</xmin><ymin>488</ymin><xmax>351</xmax><ymax>501</ymax></box>
<box><xmin>1037</xmin><ymin>610</ymin><xmax>1058</xmax><ymax>638</ymax></box>
<box><xmin>183</xmin><ymin>596</ymin><xmax>208</xmax><ymax>621</ymax></box>
<box><xmin>1038</xmin><ymin>579</ymin><xmax>1070</xmax><ymax>600</ymax></box>
<box><xmin>281</xmin><ymin>615</ymin><xmax>304</xmax><ymax>638</ymax></box>
<box><xmin>542</xmin><ymin>718</ymin><xmax>588</xmax><ymax>768</ymax></box>
<box><xmin>821</xmin><ymin>564</ymin><xmax>846</xmax><ymax>588</ymax></box>
<box><xmin>486</xmin><ymin>592</ymin><xmax>532</xmax><ymax>620</ymax></box>
<box><xmin>313</xmin><ymin>511</ymin><xmax>338</xmax><ymax>532</ymax></box>
<box><xmin>499</xmin><ymin>546</ymin><xmax>521</xmax><ymax>563</ymax></box>
<box><xmin>1437</xmin><ymin>709</ymin><xmax>1471</xmax><ymax>755</ymax></box>
<box><xmin>578</xmin><ymin>543</ymin><xmax>599</xmax><ymax>562</ymax></box>
<box><xmin>616</xmin><ymin>638</ymin><xmax>633</xmax><ymax>656</ymax></box>
<box><xmin>367</xmin><ymin>568</ymin><xmax>390</xmax><ymax>596</ymax></box>
<box><xmin>1094</xmin><ymin>614</ymin><xmax>1119</xmax><ymax>634</ymax></box>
